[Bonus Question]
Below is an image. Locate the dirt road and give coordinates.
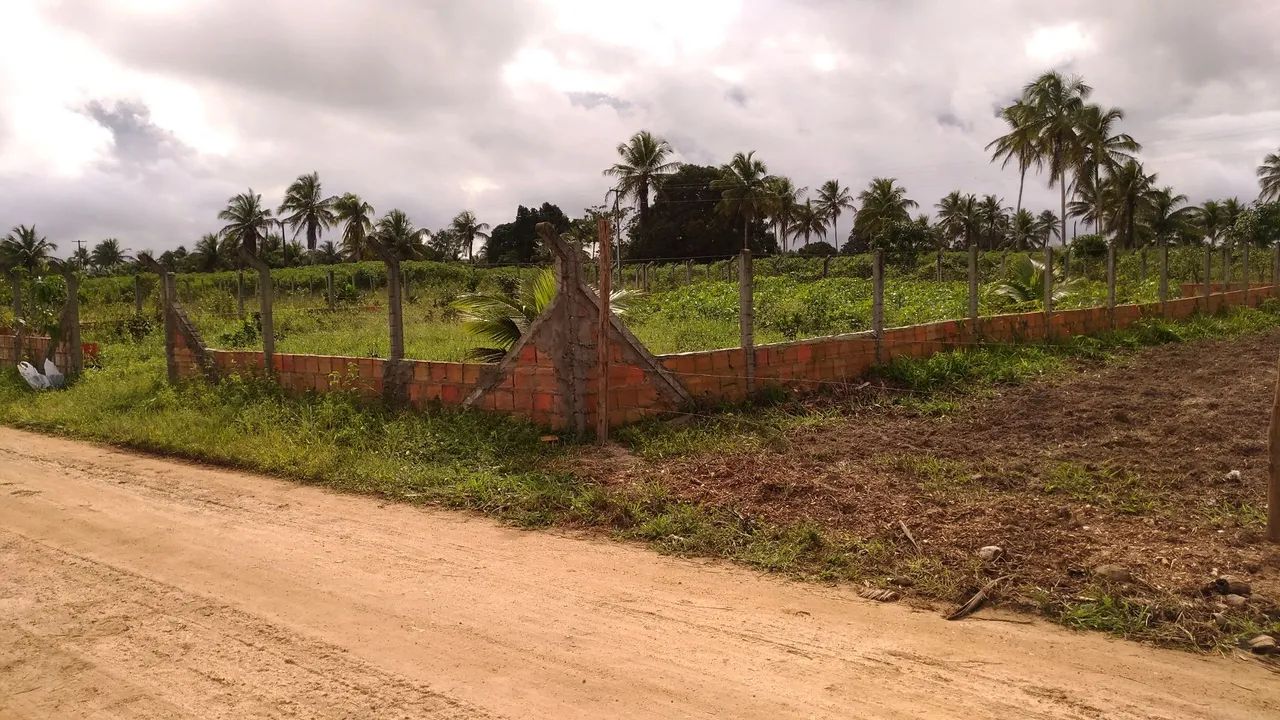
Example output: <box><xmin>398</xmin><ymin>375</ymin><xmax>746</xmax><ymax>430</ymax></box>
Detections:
<box><xmin>1</xmin><ymin>428</ymin><xmax>1275</xmax><ymax>719</ymax></box>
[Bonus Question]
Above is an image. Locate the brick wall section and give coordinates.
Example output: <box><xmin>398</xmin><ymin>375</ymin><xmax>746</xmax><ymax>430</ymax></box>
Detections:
<box><xmin>170</xmin><ymin>283</ymin><xmax>1280</xmax><ymax>428</ymax></box>
<box><xmin>0</xmin><ymin>333</ymin><xmax>97</xmax><ymax>369</ymax></box>
<box><xmin>1179</xmin><ymin>282</ymin><xmax>1271</xmax><ymax>297</ymax></box>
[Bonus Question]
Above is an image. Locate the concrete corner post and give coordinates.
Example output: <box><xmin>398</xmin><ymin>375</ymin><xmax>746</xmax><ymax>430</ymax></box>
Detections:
<box><xmin>739</xmin><ymin>248</ymin><xmax>755</xmax><ymax>393</ymax></box>
<box><xmin>872</xmin><ymin>249</ymin><xmax>885</xmax><ymax>364</ymax></box>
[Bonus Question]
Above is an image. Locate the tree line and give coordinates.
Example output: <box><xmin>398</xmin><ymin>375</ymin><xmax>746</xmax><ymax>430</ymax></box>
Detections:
<box><xmin>6</xmin><ymin>70</ymin><xmax>1280</xmax><ymax>278</ymax></box>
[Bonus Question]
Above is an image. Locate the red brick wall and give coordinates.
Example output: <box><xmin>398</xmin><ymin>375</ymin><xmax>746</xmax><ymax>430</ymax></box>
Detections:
<box><xmin>0</xmin><ymin>333</ymin><xmax>95</xmax><ymax>369</ymax></box>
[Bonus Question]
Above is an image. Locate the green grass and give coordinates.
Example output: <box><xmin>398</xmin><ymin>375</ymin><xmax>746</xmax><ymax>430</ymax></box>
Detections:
<box><xmin>1041</xmin><ymin>462</ymin><xmax>1163</xmax><ymax>514</ymax></box>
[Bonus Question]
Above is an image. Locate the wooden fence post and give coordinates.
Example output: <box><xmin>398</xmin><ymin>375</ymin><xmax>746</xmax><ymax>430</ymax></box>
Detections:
<box><xmin>327</xmin><ymin>269</ymin><xmax>336</xmax><ymax>309</ymax></box>
<box><xmin>684</xmin><ymin>259</ymin><xmax>692</xmax><ymax>285</ymax></box>
<box><xmin>1158</xmin><ymin>243</ymin><xmax>1169</xmax><ymax>306</ymax></box>
<box><xmin>134</xmin><ymin>274</ymin><xmax>144</xmax><ymax>315</ymax></box>
<box><xmin>936</xmin><ymin>247</ymin><xmax>943</xmax><ymax>281</ymax></box>
<box><xmin>967</xmin><ymin>244</ymin><xmax>979</xmax><ymax>328</ymax></box>
<box><xmin>237</xmin><ymin>248</ymin><xmax>274</xmax><ymax>376</ymax></box>
<box><xmin>739</xmin><ymin>249</ymin><xmax>755</xmax><ymax>393</ymax></box>
<box><xmin>1221</xmin><ymin>245</ymin><xmax>1230</xmax><ymax>291</ymax></box>
<box><xmin>1273</xmin><ymin>245</ymin><xmax>1280</xmax><ymax>286</ymax></box>
<box><xmin>10</xmin><ymin>272</ymin><xmax>23</xmax><ymax>363</ymax></box>
<box><xmin>1203</xmin><ymin>246</ymin><xmax>1212</xmax><ymax>309</ymax></box>
<box><xmin>1043</xmin><ymin>245</ymin><xmax>1054</xmax><ymax>335</ymax></box>
<box><xmin>59</xmin><ymin>270</ymin><xmax>83</xmax><ymax>376</ymax></box>
<box><xmin>162</xmin><ymin>272</ymin><xmax>178</xmax><ymax>384</ymax></box>
<box><xmin>1269</xmin><ymin>354</ymin><xmax>1280</xmax><ymax>543</ymax></box>
<box><xmin>1244</xmin><ymin>242</ymin><xmax>1252</xmax><ymax>303</ymax></box>
<box><xmin>872</xmin><ymin>249</ymin><xmax>885</xmax><ymax>364</ymax></box>
<box><xmin>596</xmin><ymin>218</ymin><xmax>612</xmax><ymax>443</ymax></box>
<box><xmin>1140</xmin><ymin>247</ymin><xmax>1148</xmax><ymax>284</ymax></box>
<box><xmin>236</xmin><ymin>270</ymin><xmax>246</xmax><ymax>319</ymax></box>
<box><xmin>1106</xmin><ymin>242</ymin><xmax>1117</xmax><ymax>328</ymax></box>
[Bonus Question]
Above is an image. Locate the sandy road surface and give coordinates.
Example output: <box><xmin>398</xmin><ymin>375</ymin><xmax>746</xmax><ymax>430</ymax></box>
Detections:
<box><xmin>1</xmin><ymin>428</ymin><xmax>1276</xmax><ymax>719</ymax></box>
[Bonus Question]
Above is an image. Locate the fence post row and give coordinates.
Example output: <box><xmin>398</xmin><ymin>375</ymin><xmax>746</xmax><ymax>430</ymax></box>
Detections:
<box><xmin>872</xmin><ymin>249</ymin><xmax>884</xmax><ymax>364</ymax></box>
<box><xmin>1106</xmin><ymin>243</ymin><xmax>1117</xmax><ymax>329</ymax></box>
<box><xmin>739</xmin><ymin>249</ymin><xmax>755</xmax><ymax>393</ymax></box>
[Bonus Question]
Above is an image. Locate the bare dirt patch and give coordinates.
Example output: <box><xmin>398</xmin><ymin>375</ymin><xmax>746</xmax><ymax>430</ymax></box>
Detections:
<box><xmin>588</xmin><ymin>331</ymin><xmax>1280</xmax><ymax>645</ymax></box>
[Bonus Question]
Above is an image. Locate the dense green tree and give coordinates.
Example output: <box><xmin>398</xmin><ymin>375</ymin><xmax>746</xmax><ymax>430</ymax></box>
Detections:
<box><xmin>1143</xmin><ymin>187</ymin><xmax>1193</xmax><ymax>246</ymax></box>
<box><xmin>934</xmin><ymin>191</ymin><xmax>980</xmax><ymax>249</ymax></box>
<box><xmin>635</xmin><ymin>164</ymin><xmax>772</xmax><ymax>258</ymax></box>
<box><xmin>815</xmin><ymin>179</ymin><xmax>854</xmax><ymax>252</ymax></box>
<box><xmin>189</xmin><ymin>233</ymin><xmax>225</xmax><ymax>272</ymax></box>
<box><xmin>313</xmin><ymin>240</ymin><xmax>343</xmax><ymax>265</ymax></box>
<box><xmin>217</xmin><ymin>190</ymin><xmax>273</xmax><ymax>255</ymax></box>
<box><xmin>333</xmin><ymin>193</ymin><xmax>375</xmax><ymax>261</ymax></box>
<box><xmin>485</xmin><ymin>203</ymin><xmax>570</xmax><ymax>263</ymax></box>
<box><xmin>603</xmin><ymin>130</ymin><xmax>679</xmax><ymax>245</ymax></box>
<box><xmin>278</xmin><ymin>172</ymin><xmax>336</xmax><ymax>251</ymax></box>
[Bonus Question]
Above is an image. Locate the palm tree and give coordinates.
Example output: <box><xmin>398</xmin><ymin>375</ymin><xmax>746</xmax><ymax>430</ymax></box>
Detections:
<box><xmin>70</xmin><ymin>245</ymin><xmax>90</xmax><ymax>269</ymax></box>
<box><xmin>815</xmin><ymin>179</ymin><xmax>854</xmax><ymax>252</ymax></box>
<box><xmin>766</xmin><ymin>177</ymin><xmax>804</xmax><ymax>253</ymax></box>
<box><xmin>986</xmin><ymin>99</ymin><xmax>1042</xmax><ymax>216</ymax></box>
<box><xmin>1258</xmin><ymin>149</ymin><xmax>1280</xmax><ymax>201</ymax></box>
<box><xmin>994</xmin><ymin>255</ymin><xmax>1080</xmax><ymax>306</ymax></box>
<box><xmin>314</xmin><ymin>241</ymin><xmax>343</xmax><ymax>265</ymax></box>
<box><xmin>1</xmin><ymin>225</ymin><xmax>56</xmax><ymax>273</ymax></box>
<box><xmin>374</xmin><ymin>209</ymin><xmax>425</xmax><ymax>261</ymax></box>
<box><xmin>976</xmin><ymin>195</ymin><xmax>1008</xmax><ymax>250</ymax></box>
<box><xmin>189</xmin><ymin>233</ymin><xmax>224</xmax><ymax>272</ymax></box>
<box><xmin>1035</xmin><ymin>210</ymin><xmax>1060</xmax><ymax>248</ymax></box>
<box><xmin>1105</xmin><ymin>159</ymin><xmax>1156</xmax><ymax>249</ymax></box>
<box><xmin>1022</xmin><ymin>71</ymin><xmax>1092</xmax><ymax>247</ymax></box>
<box><xmin>449</xmin><ymin>210</ymin><xmax>490</xmax><ymax>262</ymax></box>
<box><xmin>1008</xmin><ymin>209</ymin><xmax>1038</xmax><ymax>250</ymax></box>
<box><xmin>711</xmin><ymin>151</ymin><xmax>772</xmax><ymax>250</ymax></box>
<box><xmin>790</xmin><ymin>199</ymin><xmax>829</xmax><ymax>251</ymax></box>
<box><xmin>603</xmin><ymin>130</ymin><xmax>679</xmax><ymax>244</ymax></box>
<box><xmin>217</xmin><ymin>190</ymin><xmax>273</xmax><ymax>255</ymax></box>
<box><xmin>1197</xmin><ymin>200</ymin><xmax>1226</xmax><ymax>246</ymax></box>
<box><xmin>278</xmin><ymin>172</ymin><xmax>336</xmax><ymax>251</ymax></box>
<box><xmin>333</xmin><ymin>192</ymin><xmax>375</xmax><ymax>261</ymax></box>
<box><xmin>1075</xmin><ymin>104</ymin><xmax>1141</xmax><ymax>234</ymax></box>
<box><xmin>1143</xmin><ymin>187</ymin><xmax>1193</xmax><ymax>246</ymax></box>
<box><xmin>1222</xmin><ymin>197</ymin><xmax>1246</xmax><ymax>232</ymax></box>
<box><xmin>90</xmin><ymin>238</ymin><xmax>130</xmax><ymax>271</ymax></box>
<box><xmin>935</xmin><ymin>191</ymin><xmax>980</xmax><ymax>249</ymax></box>
<box><xmin>854</xmin><ymin>177</ymin><xmax>917</xmax><ymax>248</ymax></box>
<box><xmin>1068</xmin><ymin>171</ymin><xmax>1104</xmax><ymax>234</ymax></box>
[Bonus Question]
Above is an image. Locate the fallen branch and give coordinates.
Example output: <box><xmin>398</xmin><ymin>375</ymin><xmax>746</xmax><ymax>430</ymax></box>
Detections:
<box><xmin>898</xmin><ymin>520</ymin><xmax>920</xmax><ymax>554</ymax></box>
<box><xmin>946</xmin><ymin>576</ymin><xmax>1008</xmax><ymax>621</ymax></box>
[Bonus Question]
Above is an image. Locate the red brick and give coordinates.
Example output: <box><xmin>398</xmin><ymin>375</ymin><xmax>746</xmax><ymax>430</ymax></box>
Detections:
<box><xmin>441</xmin><ymin>384</ymin><xmax>462</xmax><ymax>404</ymax></box>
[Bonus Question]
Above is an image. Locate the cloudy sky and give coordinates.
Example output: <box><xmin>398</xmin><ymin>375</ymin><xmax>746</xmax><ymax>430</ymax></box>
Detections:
<box><xmin>1</xmin><ymin>0</ymin><xmax>1278</xmax><ymax>255</ymax></box>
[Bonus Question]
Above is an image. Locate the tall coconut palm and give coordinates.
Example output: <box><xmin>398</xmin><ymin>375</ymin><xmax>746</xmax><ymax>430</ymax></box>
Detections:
<box><xmin>790</xmin><ymin>199</ymin><xmax>829</xmax><ymax>251</ymax></box>
<box><xmin>90</xmin><ymin>238</ymin><xmax>130</xmax><ymax>271</ymax></box>
<box><xmin>1143</xmin><ymin>187</ymin><xmax>1193</xmax><ymax>246</ymax></box>
<box><xmin>1105</xmin><ymin>159</ymin><xmax>1156</xmax><ymax>249</ymax></box>
<box><xmin>711</xmin><ymin>151</ymin><xmax>772</xmax><ymax>250</ymax></box>
<box><xmin>375</xmin><ymin>209</ymin><xmax>426</xmax><ymax>261</ymax></box>
<box><xmin>1023</xmin><ymin>71</ymin><xmax>1092</xmax><ymax>247</ymax></box>
<box><xmin>190</xmin><ymin>233</ymin><xmax>225</xmax><ymax>272</ymax></box>
<box><xmin>333</xmin><ymin>192</ymin><xmax>376</xmax><ymax>261</ymax></box>
<box><xmin>1035</xmin><ymin>210</ymin><xmax>1060</xmax><ymax>248</ymax></box>
<box><xmin>217</xmin><ymin>190</ymin><xmax>273</xmax><ymax>255</ymax></box>
<box><xmin>934</xmin><ymin>191</ymin><xmax>980</xmax><ymax>249</ymax></box>
<box><xmin>602</xmin><ymin>130</ymin><xmax>679</xmax><ymax>244</ymax></box>
<box><xmin>449</xmin><ymin>210</ymin><xmax>490</xmax><ymax>262</ymax></box>
<box><xmin>1</xmin><ymin>225</ymin><xmax>57</xmax><ymax>273</ymax></box>
<box><xmin>976</xmin><ymin>195</ymin><xmax>1008</xmax><ymax>250</ymax></box>
<box><xmin>855</xmin><ymin>177</ymin><xmax>917</xmax><ymax>248</ymax></box>
<box><xmin>815</xmin><ymin>179</ymin><xmax>854</xmax><ymax>252</ymax></box>
<box><xmin>314</xmin><ymin>240</ymin><xmax>343</xmax><ymax>265</ymax></box>
<box><xmin>1008</xmin><ymin>209</ymin><xmax>1038</xmax><ymax>250</ymax></box>
<box><xmin>1222</xmin><ymin>197</ymin><xmax>1246</xmax><ymax>232</ymax></box>
<box><xmin>986</xmin><ymin>99</ymin><xmax>1042</xmax><ymax>216</ymax></box>
<box><xmin>70</xmin><ymin>245</ymin><xmax>90</xmax><ymax>269</ymax></box>
<box><xmin>1075</xmin><ymin>104</ymin><xmax>1141</xmax><ymax>234</ymax></box>
<box><xmin>1197</xmin><ymin>200</ymin><xmax>1227</xmax><ymax>246</ymax></box>
<box><xmin>1068</xmin><ymin>171</ymin><xmax>1104</xmax><ymax>232</ymax></box>
<box><xmin>1258</xmin><ymin>149</ymin><xmax>1280</xmax><ymax>201</ymax></box>
<box><xmin>766</xmin><ymin>176</ymin><xmax>805</xmax><ymax>253</ymax></box>
<box><xmin>278</xmin><ymin>172</ymin><xmax>336</xmax><ymax>251</ymax></box>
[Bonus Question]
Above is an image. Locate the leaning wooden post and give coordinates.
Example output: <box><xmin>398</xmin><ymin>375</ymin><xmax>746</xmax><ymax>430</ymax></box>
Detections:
<box><xmin>1269</xmin><ymin>354</ymin><xmax>1280</xmax><ymax>543</ymax></box>
<box><xmin>236</xmin><ymin>270</ymin><xmax>246</xmax><ymax>319</ymax></box>
<box><xmin>237</xmin><ymin>247</ymin><xmax>274</xmax><ymax>377</ymax></box>
<box><xmin>1158</xmin><ymin>243</ymin><xmax>1169</xmax><ymax>307</ymax></box>
<box><xmin>872</xmin><ymin>249</ymin><xmax>885</xmax><ymax>364</ymax></box>
<box><xmin>1043</xmin><ymin>244</ymin><xmax>1054</xmax><ymax>338</ymax></box>
<box><xmin>967</xmin><ymin>244</ymin><xmax>979</xmax><ymax>330</ymax></box>
<box><xmin>326</xmin><ymin>269</ymin><xmax>336</xmax><ymax>309</ymax></box>
<box><xmin>596</xmin><ymin>218</ymin><xmax>612</xmax><ymax>443</ymax></box>
<box><xmin>1106</xmin><ymin>242</ymin><xmax>1117</xmax><ymax>328</ymax></box>
<box><xmin>739</xmin><ymin>248</ymin><xmax>755</xmax><ymax>393</ymax></box>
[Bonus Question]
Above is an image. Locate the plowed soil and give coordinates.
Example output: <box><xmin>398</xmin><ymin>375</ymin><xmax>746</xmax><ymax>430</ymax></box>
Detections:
<box><xmin>593</xmin><ymin>331</ymin><xmax>1280</xmax><ymax>633</ymax></box>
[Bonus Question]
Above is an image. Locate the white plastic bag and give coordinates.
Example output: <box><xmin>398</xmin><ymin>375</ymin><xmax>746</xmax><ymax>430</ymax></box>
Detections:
<box><xmin>43</xmin><ymin>359</ymin><xmax>65</xmax><ymax>389</ymax></box>
<box><xmin>17</xmin><ymin>362</ymin><xmax>49</xmax><ymax>390</ymax></box>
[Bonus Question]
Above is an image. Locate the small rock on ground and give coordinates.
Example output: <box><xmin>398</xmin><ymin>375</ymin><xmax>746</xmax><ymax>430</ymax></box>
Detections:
<box><xmin>977</xmin><ymin>546</ymin><xmax>1003</xmax><ymax>562</ymax></box>
<box><xmin>1094</xmin><ymin>564</ymin><xmax>1132</xmax><ymax>583</ymax></box>
<box><xmin>1247</xmin><ymin>634</ymin><xmax>1277</xmax><ymax>655</ymax></box>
